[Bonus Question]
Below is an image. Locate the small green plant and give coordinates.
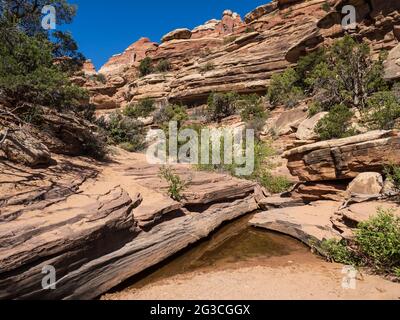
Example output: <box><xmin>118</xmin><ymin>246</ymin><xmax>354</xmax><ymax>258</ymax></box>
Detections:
<box><xmin>199</xmin><ymin>61</ymin><xmax>215</xmax><ymax>72</ymax></box>
<box><xmin>223</xmin><ymin>35</ymin><xmax>237</xmax><ymax>45</ymax></box>
<box><xmin>88</xmin><ymin>73</ymin><xmax>106</xmax><ymax>84</ymax></box>
<box><xmin>154</xmin><ymin>104</ymin><xmax>188</xmax><ymax>131</ymax></box>
<box><xmin>124</xmin><ymin>98</ymin><xmax>156</xmax><ymax>119</ymax></box>
<box><xmin>258</xmin><ymin>172</ymin><xmax>292</xmax><ymax>194</ymax></box>
<box><xmin>321</xmin><ymin>1</ymin><xmax>331</xmax><ymax>12</ymax></box>
<box><xmin>362</xmin><ymin>91</ymin><xmax>400</xmax><ymax>130</ymax></box>
<box><xmin>100</xmin><ymin>112</ymin><xmax>147</xmax><ymax>152</ymax></box>
<box><xmin>321</xmin><ymin>209</ymin><xmax>400</xmax><ymax>277</ymax></box>
<box><xmin>315</xmin><ymin>104</ymin><xmax>356</xmax><ymax>140</ymax></box>
<box><xmin>155</xmin><ymin>59</ymin><xmax>171</xmax><ymax>73</ymax></box>
<box><xmin>159</xmin><ymin>166</ymin><xmax>187</xmax><ymax>201</ymax></box>
<box><xmin>207</xmin><ymin>92</ymin><xmax>238</xmax><ymax>122</ymax></box>
<box><xmin>268</xmin><ymin>68</ymin><xmax>304</xmax><ymax>107</ymax></box>
<box><xmin>139</xmin><ymin>57</ymin><xmax>153</xmax><ymax>77</ymax></box>
<box><xmin>321</xmin><ymin>239</ymin><xmax>357</xmax><ymax>265</ymax></box>
<box><xmin>384</xmin><ymin>164</ymin><xmax>400</xmax><ymax>191</ymax></box>
<box><xmin>245</xmin><ymin>26</ymin><xmax>255</xmax><ymax>33</ymax></box>
<box><xmin>239</xmin><ymin>94</ymin><xmax>267</xmax><ymax>122</ymax></box>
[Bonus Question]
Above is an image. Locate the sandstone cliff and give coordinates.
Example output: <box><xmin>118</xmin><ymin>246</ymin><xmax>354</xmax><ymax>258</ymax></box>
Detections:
<box><xmin>86</xmin><ymin>0</ymin><xmax>400</xmax><ymax>110</ymax></box>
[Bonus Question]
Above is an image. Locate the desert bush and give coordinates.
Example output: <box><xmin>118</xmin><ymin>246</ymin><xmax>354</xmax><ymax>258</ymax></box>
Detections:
<box><xmin>362</xmin><ymin>91</ymin><xmax>400</xmax><ymax>130</ymax></box>
<box><xmin>154</xmin><ymin>104</ymin><xmax>188</xmax><ymax>131</ymax></box>
<box><xmin>199</xmin><ymin>62</ymin><xmax>215</xmax><ymax>72</ymax></box>
<box><xmin>384</xmin><ymin>165</ymin><xmax>400</xmax><ymax>192</ymax></box>
<box><xmin>139</xmin><ymin>57</ymin><xmax>153</xmax><ymax>77</ymax></box>
<box><xmin>315</xmin><ymin>104</ymin><xmax>356</xmax><ymax>140</ymax></box>
<box><xmin>159</xmin><ymin>166</ymin><xmax>187</xmax><ymax>201</ymax></box>
<box><xmin>124</xmin><ymin>98</ymin><xmax>156</xmax><ymax>119</ymax></box>
<box><xmin>223</xmin><ymin>35</ymin><xmax>237</xmax><ymax>45</ymax></box>
<box><xmin>101</xmin><ymin>112</ymin><xmax>146</xmax><ymax>152</ymax></box>
<box><xmin>155</xmin><ymin>59</ymin><xmax>171</xmax><ymax>73</ymax></box>
<box><xmin>0</xmin><ymin>24</ymin><xmax>88</xmax><ymax>112</ymax></box>
<box><xmin>321</xmin><ymin>209</ymin><xmax>400</xmax><ymax>277</ymax></box>
<box><xmin>321</xmin><ymin>1</ymin><xmax>331</xmax><ymax>12</ymax></box>
<box><xmin>207</xmin><ymin>92</ymin><xmax>238</xmax><ymax>122</ymax></box>
<box><xmin>258</xmin><ymin>172</ymin><xmax>292</xmax><ymax>194</ymax></box>
<box><xmin>305</xmin><ymin>35</ymin><xmax>388</xmax><ymax>110</ymax></box>
<box><xmin>267</xmin><ymin>68</ymin><xmax>304</xmax><ymax>107</ymax></box>
<box><xmin>239</xmin><ymin>94</ymin><xmax>267</xmax><ymax>122</ymax></box>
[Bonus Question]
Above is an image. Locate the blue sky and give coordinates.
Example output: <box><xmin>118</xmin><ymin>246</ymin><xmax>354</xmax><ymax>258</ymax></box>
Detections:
<box><xmin>63</xmin><ymin>0</ymin><xmax>270</xmax><ymax>70</ymax></box>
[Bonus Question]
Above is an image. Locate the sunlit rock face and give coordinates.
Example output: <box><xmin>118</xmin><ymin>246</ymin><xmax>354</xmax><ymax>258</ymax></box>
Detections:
<box><xmin>90</xmin><ymin>1</ymin><xmax>399</xmax><ymax>109</ymax></box>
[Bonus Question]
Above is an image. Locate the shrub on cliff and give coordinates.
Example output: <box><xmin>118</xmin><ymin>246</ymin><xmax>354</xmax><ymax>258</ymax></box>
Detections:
<box><xmin>305</xmin><ymin>35</ymin><xmax>387</xmax><ymax>110</ymax></box>
<box><xmin>362</xmin><ymin>91</ymin><xmax>400</xmax><ymax>130</ymax></box>
<box><xmin>207</xmin><ymin>92</ymin><xmax>238</xmax><ymax>122</ymax></box>
<box><xmin>239</xmin><ymin>94</ymin><xmax>267</xmax><ymax>122</ymax></box>
<box><xmin>139</xmin><ymin>57</ymin><xmax>153</xmax><ymax>77</ymax></box>
<box><xmin>124</xmin><ymin>98</ymin><xmax>156</xmax><ymax>119</ymax></box>
<box><xmin>154</xmin><ymin>104</ymin><xmax>188</xmax><ymax>131</ymax></box>
<box><xmin>315</xmin><ymin>104</ymin><xmax>356</xmax><ymax>140</ymax></box>
<box><xmin>267</xmin><ymin>68</ymin><xmax>304</xmax><ymax>107</ymax></box>
<box><xmin>155</xmin><ymin>59</ymin><xmax>171</xmax><ymax>73</ymax></box>
<box><xmin>322</xmin><ymin>209</ymin><xmax>400</xmax><ymax>279</ymax></box>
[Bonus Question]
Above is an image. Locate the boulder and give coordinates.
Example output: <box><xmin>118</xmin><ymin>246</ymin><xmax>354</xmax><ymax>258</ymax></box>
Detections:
<box><xmin>250</xmin><ymin>201</ymin><xmax>341</xmax><ymax>250</ymax></box>
<box><xmin>161</xmin><ymin>28</ymin><xmax>192</xmax><ymax>43</ymax></box>
<box><xmin>346</xmin><ymin>172</ymin><xmax>384</xmax><ymax>197</ymax></box>
<box><xmin>284</xmin><ymin>130</ymin><xmax>400</xmax><ymax>181</ymax></box>
<box><xmin>296</xmin><ymin>112</ymin><xmax>328</xmax><ymax>141</ymax></box>
<box><xmin>270</xmin><ymin>105</ymin><xmax>308</xmax><ymax>136</ymax></box>
<box><xmin>292</xmin><ymin>181</ymin><xmax>347</xmax><ymax>202</ymax></box>
<box><xmin>384</xmin><ymin>43</ymin><xmax>400</xmax><ymax>81</ymax></box>
<box><xmin>0</xmin><ymin>127</ymin><xmax>52</xmax><ymax>167</ymax></box>
<box><xmin>90</xmin><ymin>93</ymin><xmax>119</xmax><ymax>110</ymax></box>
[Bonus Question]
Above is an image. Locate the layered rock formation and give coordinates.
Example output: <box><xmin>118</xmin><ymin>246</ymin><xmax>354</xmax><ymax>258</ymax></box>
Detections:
<box><xmin>284</xmin><ymin>130</ymin><xmax>400</xmax><ymax>182</ymax></box>
<box><xmin>84</xmin><ymin>0</ymin><xmax>400</xmax><ymax>110</ymax></box>
<box><xmin>0</xmin><ymin>152</ymin><xmax>260</xmax><ymax>299</ymax></box>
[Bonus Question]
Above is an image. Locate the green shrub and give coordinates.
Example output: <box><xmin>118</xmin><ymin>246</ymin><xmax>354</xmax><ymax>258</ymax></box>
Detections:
<box><xmin>356</xmin><ymin>210</ymin><xmax>400</xmax><ymax>272</ymax></box>
<box><xmin>321</xmin><ymin>1</ymin><xmax>331</xmax><ymax>12</ymax></box>
<box><xmin>101</xmin><ymin>112</ymin><xmax>146</xmax><ymax>152</ymax></box>
<box><xmin>223</xmin><ymin>35</ymin><xmax>237</xmax><ymax>45</ymax></box>
<box><xmin>315</xmin><ymin>104</ymin><xmax>356</xmax><ymax>140</ymax></box>
<box><xmin>124</xmin><ymin>98</ymin><xmax>156</xmax><ymax>119</ymax></box>
<box><xmin>259</xmin><ymin>172</ymin><xmax>292</xmax><ymax>194</ymax></box>
<box><xmin>322</xmin><ymin>209</ymin><xmax>400</xmax><ymax>277</ymax></box>
<box><xmin>239</xmin><ymin>94</ymin><xmax>267</xmax><ymax>122</ymax></box>
<box><xmin>159</xmin><ymin>166</ymin><xmax>187</xmax><ymax>201</ymax></box>
<box><xmin>268</xmin><ymin>68</ymin><xmax>304</xmax><ymax>107</ymax></box>
<box><xmin>155</xmin><ymin>59</ymin><xmax>171</xmax><ymax>73</ymax></box>
<box><xmin>0</xmin><ymin>25</ymin><xmax>88</xmax><ymax>112</ymax></box>
<box><xmin>207</xmin><ymin>92</ymin><xmax>238</xmax><ymax>122</ymax></box>
<box><xmin>89</xmin><ymin>73</ymin><xmax>106</xmax><ymax>84</ymax></box>
<box><xmin>384</xmin><ymin>165</ymin><xmax>400</xmax><ymax>191</ymax></box>
<box><xmin>245</xmin><ymin>26</ymin><xmax>255</xmax><ymax>33</ymax></box>
<box><xmin>305</xmin><ymin>35</ymin><xmax>388</xmax><ymax>110</ymax></box>
<box><xmin>199</xmin><ymin>62</ymin><xmax>215</xmax><ymax>72</ymax></box>
<box><xmin>321</xmin><ymin>239</ymin><xmax>357</xmax><ymax>265</ymax></box>
<box><xmin>154</xmin><ymin>104</ymin><xmax>188</xmax><ymax>130</ymax></box>
<box><xmin>139</xmin><ymin>57</ymin><xmax>153</xmax><ymax>77</ymax></box>
<box><xmin>362</xmin><ymin>91</ymin><xmax>400</xmax><ymax>130</ymax></box>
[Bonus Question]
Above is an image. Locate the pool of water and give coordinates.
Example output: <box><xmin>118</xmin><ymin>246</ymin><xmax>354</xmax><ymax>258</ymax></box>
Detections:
<box><xmin>112</xmin><ymin>214</ymin><xmax>310</xmax><ymax>293</ymax></box>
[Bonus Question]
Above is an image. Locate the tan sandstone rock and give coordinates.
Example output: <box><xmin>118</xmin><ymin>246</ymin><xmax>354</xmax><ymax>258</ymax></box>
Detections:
<box><xmin>284</xmin><ymin>130</ymin><xmax>400</xmax><ymax>181</ymax></box>
<box><xmin>161</xmin><ymin>28</ymin><xmax>192</xmax><ymax>43</ymax></box>
<box><xmin>346</xmin><ymin>172</ymin><xmax>384</xmax><ymax>197</ymax></box>
<box><xmin>296</xmin><ymin>112</ymin><xmax>328</xmax><ymax>141</ymax></box>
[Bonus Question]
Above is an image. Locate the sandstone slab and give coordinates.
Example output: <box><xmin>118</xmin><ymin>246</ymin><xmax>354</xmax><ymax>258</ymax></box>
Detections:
<box><xmin>284</xmin><ymin>130</ymin><xmax>400</xmax><ymax>181</ymax></box>
<box><xmin>250</xmin><ymin>201</ymin><xmax>341</xmax><ymax>250</ymax></box>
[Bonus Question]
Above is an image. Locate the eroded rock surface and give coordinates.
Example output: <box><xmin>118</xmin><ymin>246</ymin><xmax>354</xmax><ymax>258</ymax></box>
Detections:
<box><xmin>284</xmin><ymin>130</ymin><xmax>400</xmax><ymax>181</ymax></box>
